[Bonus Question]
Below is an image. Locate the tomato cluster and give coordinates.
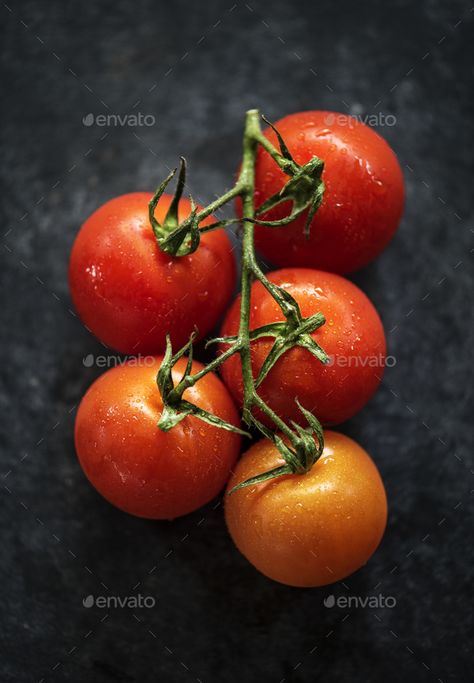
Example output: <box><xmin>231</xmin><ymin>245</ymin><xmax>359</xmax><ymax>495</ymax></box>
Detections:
<box><xmin>70</xmin><ymin>111</ymin><xmax>403</xmax><ymax>587</ymax></box>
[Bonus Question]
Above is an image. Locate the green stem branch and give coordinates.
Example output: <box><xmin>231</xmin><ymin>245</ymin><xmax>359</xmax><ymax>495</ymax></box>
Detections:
<box><xmin>194</xmin><ymin>183</ymin><xmax>244</xmax><ymax>223</ymax></box>
<box><xmin>155</xmin><ymin>109</ymin><xmax>328</xmax><ymax>488</ymax></box>
<box><xmin>237</xmin><ymin>109</ymin><xmax>260</xmax><ymax>422</ymax></box>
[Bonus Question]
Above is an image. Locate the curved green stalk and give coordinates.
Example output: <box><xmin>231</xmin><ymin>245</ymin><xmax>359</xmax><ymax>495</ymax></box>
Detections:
<box><xmin>154</xmin><ymin>109</ymin><xmax>328</xmax><ymax>489</ymax></box>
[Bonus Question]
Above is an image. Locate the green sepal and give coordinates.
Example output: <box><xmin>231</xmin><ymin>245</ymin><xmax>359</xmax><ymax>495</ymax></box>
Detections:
<box><xmin>296</xmin><ymin>333</ymin><xmax>330</xmax><ymax>364</ymax></box>
<box><xmin>148</xmin><ymin>158</ymin><xmax>201</xmax><ymax>257</ymax></box>
<box><xmin>163</xmin><ymin>156</ymin><xmax>186</xmax><ymax>231</ymax></box>
<box><xmin>228</xmin><ymin>464</ymin><xmax>293</xmax><ymax>494</ymax></box>
<box><xmin>158</xmin><ymin>196</ymin><xmax>200</xmax><ymax>256</ymax></box>
<box><xmin>158</xmin><ymin>400</ymin><xmax>249</xmax><ymax>437</ymax></box>
<box><xmin>248</xmin><ymin>322</ymin><xmax>287</xmax><ymax>339</ymax></box>
<box><xmin>255</xmin><ymin>336</ymin><xmax>292</xmax><ymax>387</ymax></box>
<box><xmin>295</xmin><ymin>399</ymin><xmax>324</xmax><ymax>456</ymax></box>
<box><xmin>252</xmin><ymin>156</ymin><xmax>325</xmax><ymax>231</ymax></box>
<box><xmin>261</xmin><ymin>115</ymin><xmax>295</xmax><ymax>165</ymax></box>
<box><xmin>149</xmin><ymin>168</ymin><xmax>178</xmax><ymax>240</ymax></box>
<box><xmin>273</xmin><ymin>433</ymin><xmax>307</xmax><ymax>473</ymax></box>
<box><xmin>229</xmin><ymin>402</ymin><xmax>325</xmax><ymax>493</ymax></box>
<box><xmin>303</xmin><ymin>180</ymin><xmax>325</xmax><ymax>237</ymax></box>
<box><xmin>156</xmin><ymin>333</ymin><xmax>249</xmax><ymax>437</ymax></box>
<box><xmin>179</xmin><ymin>400</ymin><xmax>250</xmax><ymax>436</ymax></box>
<box><xmin>254</xmin><ymin>311</ymin><xmax>328</xmax><ymax>387</ymax></box>
<box><xmin>156</xmin><ymin>333</ymin><xmax>195</xmax><ymax>402</ymax></box>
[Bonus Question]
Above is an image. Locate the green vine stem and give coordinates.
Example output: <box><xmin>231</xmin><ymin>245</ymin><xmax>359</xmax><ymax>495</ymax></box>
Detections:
<box><xmin>153</xmin><ymin>109</ymin><xmax>329</xmax><ymax>490</ymax></box>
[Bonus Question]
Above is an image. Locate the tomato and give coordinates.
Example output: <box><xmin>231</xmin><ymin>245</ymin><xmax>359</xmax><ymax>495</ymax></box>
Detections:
<box><xmin>74</xmin><ymin>357</ymin><xmax>241</xmax><ymax>519</ymax></box>
<box><xmin>225</xmin><ymin>431</ymin><xmax>387</xmax><ymax>587</ymax></box>
<box><xmin>250</xmin><ymin>111</ymin><xmax>404</xmax><ymax>273</ymax></box>
<box><xmin>219</xmin><ymin>268</ymin><xmax>386</xmax><ymax>426</ymax></box>
<box><xmin>69</xmin><ymin>193</ymin><xmax>236</xmax><ymax>354</ymax></box>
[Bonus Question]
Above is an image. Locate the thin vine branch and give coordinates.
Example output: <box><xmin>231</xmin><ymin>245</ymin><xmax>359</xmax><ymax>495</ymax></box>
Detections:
<box><xmin>152</xmin><ymin>109</ymin><xmax>328</xmax><ymax>489</ymax></box>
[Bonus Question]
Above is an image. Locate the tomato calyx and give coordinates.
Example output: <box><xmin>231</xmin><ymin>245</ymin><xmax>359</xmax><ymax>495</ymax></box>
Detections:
<box><xmin>213</xmin><ymin>311</ymin><xmax>328</xmax><ymax>392</ymax></box>
<box><xmin>149</xmin><ymin>157</ymin><xmax>241</xmax><ymax>257</ymax></box>
<box><xmin>148</xmin><ymin>157</ymin><xmax>200</xmax><ymax>257</ymax></box>
<box><xmin>156</xmin><ymin>333</ymin><xmax>250</xmax><ymax>437</ymax></box>
<box><xmin>228</xmin><ymin>400</ymin><xmax>325</xmax><ymax>493</ymax></box>
<box><xmin>153</xmin><ymin>108</ymin><xmax>329</xmax><ymax>488</ymax></box>
<box><xmin>255</xmin><ymin>310</ymin><xmax>327</xmax><ymax>387</ymax></box>
<box><xmin>250</xmin><ymin>116</ymin><xmax>325</xmax><ymax>236</ymax></box>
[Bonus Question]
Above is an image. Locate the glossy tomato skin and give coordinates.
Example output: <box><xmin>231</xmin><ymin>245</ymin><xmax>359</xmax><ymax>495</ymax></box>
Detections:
<box><xmin>251</xmin><ymin>111</ymin><xmax>404</xmax><ymax>274</ymax></box>
<box><xmin>225</xmin><ymin>431</ymin><xmax>387</xmax><ymax>587</ymax></box>
<box><xmin>219</xmin><ymin>268</ymin><xmax>386</xmax><ymax>426</ymax></box>
<box><xmin>69</xmin><ymin>193</ymin><xmax>236</xmax><ymax>354</ymax></box>
<box><xmin>74</xmin><ymin>358</ymin><xmax>241</xmax><ymax>520</ymax></box>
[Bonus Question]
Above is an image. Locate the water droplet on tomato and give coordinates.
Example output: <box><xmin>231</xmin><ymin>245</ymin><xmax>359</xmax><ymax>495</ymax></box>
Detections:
<box><xmin>372</xmin><ymin>178</ymin><xmax>386</xmax><ymax>195</ymax></box>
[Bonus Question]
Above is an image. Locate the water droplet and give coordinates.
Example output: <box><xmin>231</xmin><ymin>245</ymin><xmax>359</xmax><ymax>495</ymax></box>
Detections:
<box><xmin>372</xmin><ymin>178</ymin><xmax>386</xmax><ymax>196</ymax></box>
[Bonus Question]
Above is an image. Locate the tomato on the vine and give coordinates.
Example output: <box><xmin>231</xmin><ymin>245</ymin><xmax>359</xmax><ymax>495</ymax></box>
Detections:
<box><xmin>69</xmin><ymin>193</ymin><xmax>236</xmax><ymax>354</ymax></box>
<box><xmin>219</xmin><ymin>268</ymin><xmax>386</xmax><ymax>426</ymax></box>
<box><xmin>75</xmin><ymin>358</ymin><xmax>241</xmax><ymax>519</ymax></box>
<box><xmin>249</xmin><ymin>111</ymin><xmax>404</xmax><ymax>273</ymax></box>
<box><xmin>225</xmin><ymin>431</ymin><xmax>387</xmax><ymax>587</ymax></box>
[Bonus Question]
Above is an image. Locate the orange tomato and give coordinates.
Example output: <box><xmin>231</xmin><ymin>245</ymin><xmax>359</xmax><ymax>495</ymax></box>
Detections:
<box><xmin>225</xmin><ymin>431</ymin><xmax>387</xmax><ymax>587</ymax></box>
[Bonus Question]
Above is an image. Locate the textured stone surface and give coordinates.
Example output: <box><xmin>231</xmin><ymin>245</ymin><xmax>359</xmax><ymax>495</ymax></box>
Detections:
<box><xmin>1</xmin><ymin>0</ymin><xmax>473</xmax><ymax>681</ymax></box>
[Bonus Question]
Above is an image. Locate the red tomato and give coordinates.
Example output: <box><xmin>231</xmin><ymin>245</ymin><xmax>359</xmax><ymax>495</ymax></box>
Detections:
<box><xmin>250</xmin><ymin>111</ymin><xmax>404</xmax><ymax>273</ymax></box>
<box><xmin>74</xmin><ymin>357</ymin><xmax>241</xmax><ymax>519</ymax></box>
<box><xmin>219</xmin><ymin>268</ymin><xmax>386</xmax><ymax>425</ymax></box>
<box><xmin>225</xmin><ymin>431</ymin><xmax>387</xmax><ymax>587</ymax></box>
<box><xmin>69</xmin><ymin>193</ymin><xmax>236</xmax><ymax>354</ymax></box>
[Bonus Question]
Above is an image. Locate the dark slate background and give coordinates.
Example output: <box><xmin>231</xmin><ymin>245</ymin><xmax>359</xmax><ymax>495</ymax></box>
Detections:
<box><xmin>1</xmin><ymin>0</ymin><xmax>473</xmax><ymax>681</ymax></box>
